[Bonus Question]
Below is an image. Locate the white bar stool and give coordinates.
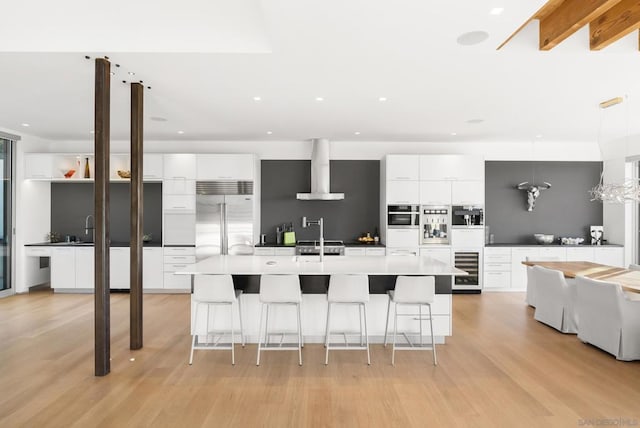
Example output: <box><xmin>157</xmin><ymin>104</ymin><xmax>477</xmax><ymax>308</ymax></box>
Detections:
<box><xmin>324</xmin><ymin>274</ymin><xmax>370</xmax><ymax>365</ymax></box>
<box><xmin>189</xmin><ymin>274</ymin><xmax>245</xmax><ymax>365</ymax></box>
<box><xmin>256</xmin><ymin>274</ymin><xmax>303</xmax><ymax>366</ymax></box>
<box><xmin>383</xmin><ymin>276</ymin><xmax>437</xmax><ymax>366</ymax></box>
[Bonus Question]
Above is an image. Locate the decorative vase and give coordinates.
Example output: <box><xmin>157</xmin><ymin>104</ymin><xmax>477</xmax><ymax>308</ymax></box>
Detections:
<box><xmin>84</xmin><ymin>157</ymin><xmax>90</xmax><ymax>178</ymax></box>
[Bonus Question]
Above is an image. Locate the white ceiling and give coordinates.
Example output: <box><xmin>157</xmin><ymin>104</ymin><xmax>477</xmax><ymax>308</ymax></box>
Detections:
<box><xmin>1</xmin><ymin>0</ymin><xmax>639</xmax><ymax>145</ymax></box>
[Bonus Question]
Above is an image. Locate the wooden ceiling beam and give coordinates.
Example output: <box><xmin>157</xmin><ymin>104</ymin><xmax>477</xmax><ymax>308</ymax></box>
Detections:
<box><xmin>539</xmin><ymin>0</ymin><xmax>623</xmax><ymax>50</ymax></box>
<box><xmin>590</xmin><ymin>0</ymin><xmax>640</xmax><ymax>50</ymax></box>
<box><xmin>497</xmin><ymin>0</ymin><xmax>565</xmax><ymax>50</ymax></box>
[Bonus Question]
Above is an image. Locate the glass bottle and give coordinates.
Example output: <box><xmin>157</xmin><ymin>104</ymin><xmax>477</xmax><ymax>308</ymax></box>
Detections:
<box><xmin>84</xmin><ymin>157</ymin><xmax>90</xmax><ymax>178</ymax></box>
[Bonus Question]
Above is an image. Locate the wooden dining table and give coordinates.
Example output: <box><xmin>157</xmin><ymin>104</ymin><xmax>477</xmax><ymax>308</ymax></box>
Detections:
<box><xmin>521</xmin><ymin>260</ymin><xmax>640</xmax><ymax>294</ymax></box>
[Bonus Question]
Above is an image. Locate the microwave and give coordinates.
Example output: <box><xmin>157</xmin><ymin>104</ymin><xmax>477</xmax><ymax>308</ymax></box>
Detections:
<box><xmin>387</xmin><ymin>205</ymin><xmax>420</xmax><ymax>229</ymax></box>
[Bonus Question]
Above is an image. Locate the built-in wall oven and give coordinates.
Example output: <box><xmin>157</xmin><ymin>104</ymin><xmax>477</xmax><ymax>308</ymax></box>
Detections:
<box><xmin>453</xmin><ymin>249</ymin><xmax>482</xmax><ymax>292</ymax></box>
<box><xmin>451</xmin><ymin>205</ymin><xmax>484</xmax><ymax>228</ymax></box>
<box><xmin>387</xmin><ymin>205</ymin><xmax>420</xmax><ymax>229</ymax></box>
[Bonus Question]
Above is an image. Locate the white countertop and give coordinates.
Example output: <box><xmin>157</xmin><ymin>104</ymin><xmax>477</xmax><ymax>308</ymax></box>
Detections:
<box><xmin>176</xmin><ymin>255</ymin><xmax>468</xmax><ymax>276</ymax></box>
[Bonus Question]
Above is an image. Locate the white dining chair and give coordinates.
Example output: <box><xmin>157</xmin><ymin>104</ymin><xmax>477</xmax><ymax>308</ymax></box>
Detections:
<box><xmin>525</xmin><ymin>256</ymin><xmax>560</xmax><ymax>307</ymax></box>
<box><xmin>533</xmin><ymin>265</ymin><xmax>578</xmax><ymax>333</ymax></box>
<box><xmin>575</xmin><ymin>275</ymin><xmax>640</xmax><ymax>361</ymax></box>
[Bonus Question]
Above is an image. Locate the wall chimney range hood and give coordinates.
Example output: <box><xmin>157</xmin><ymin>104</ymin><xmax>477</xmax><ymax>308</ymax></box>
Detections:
<box><xmin>296</xmin><ymin>138</ymin><xmax>344</xmax><ymax>200</ymax></box>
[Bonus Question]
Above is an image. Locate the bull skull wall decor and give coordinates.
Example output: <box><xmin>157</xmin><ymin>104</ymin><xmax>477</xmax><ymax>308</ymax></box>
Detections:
<box><xmin>516</xmin><ymin>181</ymin><xmax>551</xmax><ymax>212</ymax></box>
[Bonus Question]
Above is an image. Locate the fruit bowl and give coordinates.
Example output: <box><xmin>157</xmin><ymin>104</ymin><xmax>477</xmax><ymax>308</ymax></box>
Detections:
<box><xmin>117</xmin><ymin>170</ymin><xmax>131</xmax><ymax>179</ymax></box>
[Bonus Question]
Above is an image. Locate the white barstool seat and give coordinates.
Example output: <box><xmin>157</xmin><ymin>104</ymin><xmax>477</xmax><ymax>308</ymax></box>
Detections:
<box><xmin>257</xmin><ymin>274</ymin><xmax>303</xmax><ymax>366</ymax></box>
<box><xmin>189</xmin><ymin>274</ymin><xmax>245</xmax><ymax>365</ymax></box>
<box><xmin>383</xmin><ymin>276</ymin><xmax>437</xmax><ymax>366</ymax></box>
<box><xmin>324</xmin><ymin>274</ymin><xmax>370</xmax><ymax>365</ymax></box>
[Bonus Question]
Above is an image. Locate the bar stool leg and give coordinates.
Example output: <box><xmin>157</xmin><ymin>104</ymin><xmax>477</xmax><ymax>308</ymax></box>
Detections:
<box><xmin>419</xmin><ymin>304</ymin><xmax>423</xmax><ymax>347</ymax></box>
<box><xmin>238</xmin><ymin>295</ymin><xmax>245</xmax><ymax>347</ymax></box>
<box><xmin>392</xmin><ymin>302</ymin><xmax>398</xmax><ymax>366</ymax></box>
<box><xmin>428</xmin><ymin>303</ymin><xmax>437</xmax><ymax>366</ymax></box>
<box><xmin>363</xmin><ymin>303</ymin><xmax>370</xmax><ymax>365</ymax></box>
<box><xmin>359</xmin><ymin>304</ymin><xmax>364</xmax><ymax>346</ymax></box>
<box><xmin>205</xmin><ymin>304</ymin><xmax>211</xmax><ymax>345</ymax></box>
<box><xmin>256</xmin><ymin>303</ymin><xmax>265</xmax><ymax>366</ymax></box>
<box><xmin>265</xmin><ymin>305</ymin><xmax>270</xmax><ymax>346</ymax></box>
<box><xmin>189</xmin><ymin>302</ymin><xmax>200</xmax><ymax>365</ymax></box>
<box><xmin>384</xmin><ymin>295</ymin><xmax>392</xmax><ymax>347</ymax></box>
<box><xmin>230</xmin><ymin>303</ymin><xmax>235</xmax><ymax>366</ymax></box>
<box><xmin>324</xmin><ymin>302</ymin><xmax>331</xmax><ymax>349</ymax></box>
<box><xmin>325</xmin><ymin>302</ymin><xmax>332</xmax><ymax>365</ymax></box>
<box><xmin>296</xmin><ymin>303</ymin><xmax>303</xmax><ymax>366</ymax></box>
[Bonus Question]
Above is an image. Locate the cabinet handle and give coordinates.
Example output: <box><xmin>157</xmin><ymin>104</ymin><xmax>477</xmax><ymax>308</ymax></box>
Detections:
<box><xmin>171</xmin><ymin>206</ymin><xmax>187</xmax><ymax>208</ymax></box>
<box><xmin>396</xmin><ymin>176</ymin><xmax>411</xmax><ymax>180</ymax></box>
<box><xmin>173</xmin><ymin>264</ymin><xmax>187</xmax><ymax>268</ymax></box>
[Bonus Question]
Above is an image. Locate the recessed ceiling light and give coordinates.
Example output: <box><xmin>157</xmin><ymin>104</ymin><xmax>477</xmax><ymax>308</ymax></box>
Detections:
<box><xmin>21</xmin><ymin>123</ymin><xmax>30</xmax><ymax>127</ymax></box>
<box><xmin>451</xmin><ymin>132</ymin><xmax>457</xmax><ymax>136</ymax></box>
<box><xmin>150</xmin><ymin>116</ymin><xmax>167</xmax><ymax>122</ymax></box>
<box><xmin>466</xmin><ymin>119</ymin><xmax>484</xmax><ymax>124</ymax></box>
<box><xmin>490</xmin><ymin>7</ymin><xmax>504</xmax><ymax>15</ymax></box>
<box><xmin>177</xmin><ymin>130</ymin><xmax>184</xmax><ymax>135</ymax></box>
<box><xmin>315</xmin><ymin>97</ymin><xmax>324</xmax><ymax>102</ymax></box>
<box><xmin>457</xmin><ymin>31</ymin><xmax>490</xmax><ymax>46</ymax></box>
<box><xmin>128</xmin><ymin>72</ymin><xmax>135</xmax><ymax>76</ymax></box>
<box><xmin>378</xmin><ymin>97</ymin><xmax>387</xmax><ymax>102</ymax></box>
<box><xmin>253</xmin><ymin>96</ymin><xmax>261</xmax><ymax>101</ymax></box>
<box><xmin>266</xmin><ymin>131</ymin><xmax>273</xmax><ymax>135</ymax></box>
<box><xmin>354</xmin><ymin>131</ymin><xmax>361</xmax><ymax>135</ymax></box>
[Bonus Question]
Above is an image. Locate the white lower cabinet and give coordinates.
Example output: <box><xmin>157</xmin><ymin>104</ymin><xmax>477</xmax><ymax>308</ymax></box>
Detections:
<box><xmin>365</xmin><ymin>247</ymin><xmax>386</xmax><ymax>256</ymax></box>
<box><xmin>419</xmin><ymin>248</ymin><xmax>451</xmax><ymax>264</ymax></box>
<box><xmin>110</xmin><ymin>247</ymin><xmax>130</xmax><ymax>289</ymax></box>
<box><xmin>593</xmin><ymin>247</ymin><xmax>624</xmax><ymax>267</ymax></box>
<box><xmin>274</xmin><ymin>247</ymin><xmax>296</xmax><ymax>256</ymax></box>
<box><xmin>253</xmin><ymin>247</ymin><xmax>275</xmax><ymax>256</ymax></box>
<box><xmin>484</xmin><ymin>245</ymin><xmax>625</xmax><ymax>290</ymax></box>
<box><xmin>387</xmin><ymin>247</ymin><xmax>419</xmax><ymax>256</ymax></box>
<box><xmin>75</xmin><ymin>247</ymin><xmax>94</xmax><ymax>289</ymax></box>
<box><xmin>163</xmin><ymin>246</ymin><xmax>195</xmax><ymax>290</ymax></box>
<box><xmin>565</xmin><ymin>247</ymin><xmax>595</xmax><ymax>262</ymax></box>
<box><xmin>51</xmin><ymin>247</ymin><xmax>76</xmax><ymax>289</ymax></box>
<box><xmin>345</xmin><ymin>247</ymin><xmax>386</xmax><ymax>256</ymax></box>
<box><xmin>143</xmin><ymin>248</ymin><xmax>163</xmax><ymax>289</ymax></box>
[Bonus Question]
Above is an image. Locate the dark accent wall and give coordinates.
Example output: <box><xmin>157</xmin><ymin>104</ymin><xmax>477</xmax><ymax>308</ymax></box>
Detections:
<box><xmin>51</xmin><ymin>183</ymin><xmax>162</xmax><ymax>244</ymax></box>
<box><xmin>261</xmin><ymin>160</ymin><xmax>380</xmax><ymax>242</ymax></box>
<box><xmin>485</xmin><ymin>161</ymin><xmax>603</xmax><ymax>244</ymax></box>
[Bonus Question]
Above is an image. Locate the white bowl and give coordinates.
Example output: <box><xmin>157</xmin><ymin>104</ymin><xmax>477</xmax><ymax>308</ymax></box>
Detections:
<box><xmin>533</xmin><ymin>234</ymin><xmax>555</xmax><ymax>244</ymax></box>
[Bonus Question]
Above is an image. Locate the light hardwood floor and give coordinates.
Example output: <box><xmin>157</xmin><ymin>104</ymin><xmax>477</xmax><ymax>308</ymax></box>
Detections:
<box><xmin>1</xmin><ymin>290</ymin><xmax>639</xmax><ymax>427</ymax></box>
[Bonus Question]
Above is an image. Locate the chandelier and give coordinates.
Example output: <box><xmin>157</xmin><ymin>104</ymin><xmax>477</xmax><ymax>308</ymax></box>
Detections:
<box><xmin>590</xmin><ymin>178</ymin><xmax>640</xmax><ymax>203</ymax></box>
<box><xmin>589</xmin><ymin>96</ymin><xmax>640</xmax><ymax>203</ymax></box>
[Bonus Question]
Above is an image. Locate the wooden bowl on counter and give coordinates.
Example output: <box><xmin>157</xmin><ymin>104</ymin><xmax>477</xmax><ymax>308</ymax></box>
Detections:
<box><xmin>117</xmin><ymin>170</ymin><xmax>131</xmax><ymax>179</ymax></box>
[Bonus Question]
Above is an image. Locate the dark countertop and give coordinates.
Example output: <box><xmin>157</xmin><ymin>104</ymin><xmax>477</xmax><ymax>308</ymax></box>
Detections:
<box><xmin>255</xmin><ymin>242</ymin><xmax>386</xmax><ymax>248</ymax></box>
<box><xmin>26</xmin><ymin>241</ymin><xmax>163</xmax><ymax>247</ymax></box>
<box><xmin>485</xmin><ymin>243</ymin><xmax>623</xmax><ymax>248</ymax></box>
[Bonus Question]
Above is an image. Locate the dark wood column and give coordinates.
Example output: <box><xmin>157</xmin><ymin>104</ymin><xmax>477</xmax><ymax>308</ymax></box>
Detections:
<box><xmin>130</xmin><ymin>82</ymin><xmax>144</xmax><ymax>350</ymax></box>
<box><xmin>94</xmin><ymin>58</ymin><xmax>111</xmax><ymax>376</ymax></box>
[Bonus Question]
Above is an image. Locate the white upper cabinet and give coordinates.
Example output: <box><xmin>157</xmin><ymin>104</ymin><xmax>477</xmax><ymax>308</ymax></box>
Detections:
<box><xmin>419</xmin><ymin>181</ymin><xmax>452</xmax><ymax>205</ymax></box>
<box><xmin>143</xmin><ymin>154</ymin><xmax>164</xmax><ymax>180</ymax></box>
<box><xmin>196</xmin><ymin>154</ymin><xmax>254</xmax><ymax>181</ymax></box>
<box><xmin>387</xmin><ymin>180</ymin><xmax>419</xmax><ymax>204</ymax></box>
<box><xmin>419</xmin><ymin>155</ymin><xmax>484</xmax><ymax>181</ymax></box>
<box><xmin>386</xmin><ymin>155</ymin><xmax>419</xmax><ymax>181</ymax></box>
<box><xmin>451</xmin><ymin>180</ymin><xmax>484</xmax><ymax>205</ymax></box>
<box><xmin>163</xmin><ymin>154</ymin><xmax>196</xmax><ymax>180</ymax></box>
<box><xmin>24</xmin><ymin>154</ymin><xmax>53</xmax><ymax>179</ymax></box>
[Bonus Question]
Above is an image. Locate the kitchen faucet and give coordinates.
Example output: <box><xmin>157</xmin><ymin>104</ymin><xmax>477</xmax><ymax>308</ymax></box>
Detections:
<box><xmin>302</xmin><ymin>216</ymin><xmax>324</xmax><ymax>262</ymax></box>
<box><xmin>84</xmin><ymin>215</ymin><xmax>94</xmax><ymax>242</ymax></box>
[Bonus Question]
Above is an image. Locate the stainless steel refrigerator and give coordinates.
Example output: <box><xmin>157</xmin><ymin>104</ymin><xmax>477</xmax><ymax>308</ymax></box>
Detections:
<box><xmin>195</xmin><ymin>181</ymin><xmax>254</xmax><ymax>261</ymax></box>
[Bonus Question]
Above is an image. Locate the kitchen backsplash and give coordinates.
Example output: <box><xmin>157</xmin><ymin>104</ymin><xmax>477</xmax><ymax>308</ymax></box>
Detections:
<box><xmin>50</xmin><ymin>182</ymin><xmax>162</xmax><ymax>243</ymax></box>
<box><xmin>261</xmin><ymin>160</ymin><xmax>380</xmax><ymax>243</ymax></box>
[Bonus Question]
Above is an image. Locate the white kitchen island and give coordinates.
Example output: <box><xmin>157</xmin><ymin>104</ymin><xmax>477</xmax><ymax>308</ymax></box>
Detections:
<box><xmin>177</xmin><ymin>255</ymin><xmax>467</xmax><ymax>343</ymax></box>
